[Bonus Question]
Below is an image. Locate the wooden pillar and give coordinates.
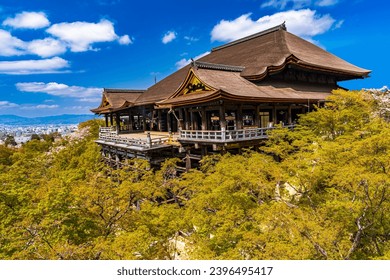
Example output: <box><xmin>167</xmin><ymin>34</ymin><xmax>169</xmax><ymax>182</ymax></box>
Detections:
<box><xmin>272</xmin><ymin>105</ymin><xmax>277</xmax><ymax>125</ymax></box>
<box><xmin>185</xmin><ymin>149</ymin><xmax>191</xmax><ymax>172</ymax></box>
<box><xmin>167</xmin><ymin>110</ymin><xmax>172</xmax><ymax>132</ymax></box>
<box><xmin>190</xmin><ymin>110</ymin><xmax>194</xmax><ymax>130</ymax></box>
<box><xmin>201</xmin><ymin>107</ymin><xmax>207</xmax><ymax>130</ymax></box>
<box><xmin>288</xmin><ymin>105</ymin><xmax>292</xmax><ymax>124</ymax></box>
<box><xmin>105</xmin><ymin>114</ymin><xmax>108</xmax><ymax>127</ymax></box>
<box><xmin>109</xmin><ymin>113</ymin><xmax>113</xmax><ymax>126</ymax></box>
<box><xmin>115</xmin><ymin>113</ymin><xmax>120</xmax><ymax>133</ymax></box>
<box><xmin>236</xmin><ymin>104</ymin><xmax>243</xmax><ymax>130</ymax></box>
<box><xmin>178</xmin><ymin>108</ymin><xmax>184</xmax><ymax>130</ymax></box>
<box><xmin>150</xmin><ymin>109</ymin><xmax>156</xmax><ymax>131</ymax></box>
<box><xmin>185</xmin><ymin>108</ymin><xmax>190</xmax><ymax>130</ymax></box>
<box><xmin>142</xmin><ymin>107</ymin><xmax>147</xmax><ymax>131</ymax></box>
<box><xmin>219</xmin><ymin>101</ymin><xmax>226</xmax><ymax>130</ymax></box>
<box><xmin>137</xmin><ymin>112</ymin><xmax>140</xmax><ymax>130</ymax></box>
<box><xmin>201</xmin><ymin>145</ymin><xmax>208</xmax><ymax>157</ymax></box>
<box><xmin>254</xmin><ymin>105</ymin><xmax>260</xmax><ymax>127</ymax></box>
<box><xmin>157</xmin><ymin>110</ymin><xmax>162</xmax><ymax>131</ymax></box>
<box><xmin>128</xmin><ymin>108</ymin><xmax>133</xmax><ymax>131</ymax></box>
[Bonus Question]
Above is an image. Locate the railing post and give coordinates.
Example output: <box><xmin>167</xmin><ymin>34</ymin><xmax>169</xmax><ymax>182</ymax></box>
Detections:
<box><xmin>146</xmin><ymin>132</ymin><xmax>152</xmax><ymax>148</ymax></box>
<box><xmin>221</xmin><ymin>127</ymin><xmax>226</xmax><ymax>141</ymax></box>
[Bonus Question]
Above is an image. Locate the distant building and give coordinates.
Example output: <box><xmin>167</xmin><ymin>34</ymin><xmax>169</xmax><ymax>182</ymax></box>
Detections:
<box><xmin>91</xmin><ymin>23</ymin><xmax>370</xmax><ymax>169</ymax></box>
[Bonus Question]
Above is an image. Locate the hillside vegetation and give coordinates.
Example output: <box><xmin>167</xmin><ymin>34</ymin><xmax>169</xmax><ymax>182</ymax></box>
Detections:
<box><xmin>0</xmin><ymin>89</ymin><xmax>389</xmax><ymax>260</ymax></box>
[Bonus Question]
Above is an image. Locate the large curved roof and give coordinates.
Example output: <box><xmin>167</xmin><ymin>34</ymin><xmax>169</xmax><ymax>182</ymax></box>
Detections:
<box><xmin>119</xmin><ymin>24</ymin><xmax>371</xmax><ymax>107</ymax></box>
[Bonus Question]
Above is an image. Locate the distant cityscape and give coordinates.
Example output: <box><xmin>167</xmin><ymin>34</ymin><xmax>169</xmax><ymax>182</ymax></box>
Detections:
<box><xmin>0</xmin><ymin>124</ymin><xmax>79</xmax><ymax>145</ymax></box>
<box><xmin>0</xmin><ymin>114</ymin><xmax>98</xmax><ymax>146</ymax></box>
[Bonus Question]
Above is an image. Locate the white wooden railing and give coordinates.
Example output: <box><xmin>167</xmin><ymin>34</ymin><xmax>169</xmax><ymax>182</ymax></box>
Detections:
<box><xmin>179</xmin><ymin>125</ymin><xmax>294</xmax><ymax>142</ymax></box>
<box><xmin>98</xmin><ymin>127</ymin><xmax>169</xmax><ymax>148</ymax></box>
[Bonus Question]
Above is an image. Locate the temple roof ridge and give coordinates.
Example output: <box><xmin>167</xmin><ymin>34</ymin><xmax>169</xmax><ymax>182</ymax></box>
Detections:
<box><xmin>211</xmin><ymin>22</ymin><xmax>286</xmax><ymax>52</ymax></box>
<box><xmin>104</xmin><ymin>88</ymin><xmax>145</xmax><ymax>93</ymax></box>
<box><xmin>192</xmin><ymin>60</ymin><xmax>245</xmax><ymax>72</ymax></box>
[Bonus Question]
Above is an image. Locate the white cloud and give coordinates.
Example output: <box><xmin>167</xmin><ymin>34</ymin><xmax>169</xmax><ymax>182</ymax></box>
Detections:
<box><xmin>175</xmin><ymin>51</ymin><xmax>211</xmax><ymax>69</ymax></box>
<box><xmin>47</xmin><ymin>19</ymin><xmax>129</xmax><ymax>52</ymax></box>
<box><xmin>0</xmin><ymin>29</ymin><xmax>26</xmax><ymax>56</ymax></box>
<box><xmin>162</xmin><ymin>31</ymin><xmax>177</xmax><ymax>44</ymax></box>
<box><xmin>36</xmin><ymin>104</ymin><xmax>59</xmax><ymax>109</ymax></box>
<box><xmin>261</xmin><ymin>0</ymin><xmax>339</xmax><ymax>9</ymax></box>
<box><xmin>26</xmin><ymin>38</ymin><xmax>67</xmax><ymax>57</ymax></box>
<box><xmin>118</xmin><ymin>35</ymin><xmax>132</xmax><ymax>45</ymax></box>
<box><xmin>3</xmin><ymin>11</ymin><xmax>50</xmax><ymax>29</ymax></box>
<box><xmin>261</xmin><ymin>0</ymin><xmax>311</xmax><ymax>9</ymax></box>
<box><xmin>16</xmin><ymin>82</ymin><xmax>102</xmax><ymax>100</ymax></box>
<box><xmin>0</xmin><ymin>57</ymin><xmax>69</xmax><ymax>75</ymax></box>
<box><xmin>184</xmin><ymin>36</ymin><xmax>199</xmax><ymax>42</ymax></box>
<box><xmin>211</xmin><ymin>9</ymin><xmax>336</xmax><ymax>42</ymax></box>
<box><xmin>0</xmin><ymin>30</ymin><xmax>66</xmax><ymax>58</ymax></box>
<box><xmin>315</xmin><ymin>0</ymin><xmax>339</xmax><ymax>7</ymax></box>
<box><xmin>0</xmin><ymin>101</ymin><xmax>18</xmax><ymax>108</ymax></box>
<box><xmin>334</xmin><ymin>19</ymin><xmax>344</xmax><ymax>29</ymax></box>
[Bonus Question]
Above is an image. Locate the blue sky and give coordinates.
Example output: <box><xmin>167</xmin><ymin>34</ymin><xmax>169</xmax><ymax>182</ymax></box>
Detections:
<box><xmin>0</xmin><ymin>0</ymin><xmax>388</xmax><ymax>117</ymax></box>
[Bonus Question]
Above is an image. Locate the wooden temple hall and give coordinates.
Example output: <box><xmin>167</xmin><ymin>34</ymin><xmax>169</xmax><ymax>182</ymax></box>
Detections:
<box><xmin>91</xmin><ymin>23</ymin><xmax>370</xmax><ymax>169</ymax></box>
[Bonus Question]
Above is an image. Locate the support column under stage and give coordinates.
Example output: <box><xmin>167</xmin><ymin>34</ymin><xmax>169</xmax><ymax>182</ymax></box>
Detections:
<box><xmin>185</xmin><ymin>149</ymin><xmax>191</xmax><ymax>172</ymax></box>
<box><xmin>288</xmin><ymin>105</ymin><xmax>292</xmax><ymax>124</ymax></box>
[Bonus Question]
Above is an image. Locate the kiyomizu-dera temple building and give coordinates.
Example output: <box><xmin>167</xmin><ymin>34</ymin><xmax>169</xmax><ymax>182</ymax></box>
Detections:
<box><xmin>91</xmin><ymin>23</ymin><xmax>370</xmax><ymax>169</ymax></box>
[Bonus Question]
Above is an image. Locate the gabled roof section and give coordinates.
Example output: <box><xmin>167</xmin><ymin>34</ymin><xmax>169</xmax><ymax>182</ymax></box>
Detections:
<box><xmin>157</xmin><ymin>67</ymin><xmax>333</xmax><ymax>108</ymax></box>
<box><xmin>91</xmin><ymin>88</ymin><xmax>144</xmax><ymax>114</ymax></box>
<box><xmin>170</xmin><ymin>68</ymin><xmax>216</xmax><ymax>98</ymax></box>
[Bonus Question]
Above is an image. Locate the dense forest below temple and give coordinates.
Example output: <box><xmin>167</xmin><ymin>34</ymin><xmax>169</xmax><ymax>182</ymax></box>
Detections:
<box><xmin>0</xmin><ymin>89</ymin><xmax>389</xmax><ymax>260</ymax></box>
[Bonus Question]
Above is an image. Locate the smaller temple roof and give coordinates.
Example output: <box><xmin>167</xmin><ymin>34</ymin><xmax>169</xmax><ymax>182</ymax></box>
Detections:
<box><xmin>91</xmin><ymin>88</ymin><xmax>145</xmax><ymax>114</ymax></box>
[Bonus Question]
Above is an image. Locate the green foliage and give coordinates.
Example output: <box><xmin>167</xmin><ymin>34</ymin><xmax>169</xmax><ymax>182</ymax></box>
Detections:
<box><xmin>0</xmin><ymin>90</ymin><xmax>389</xmax><ymax>260</ymax></box>
<box><xmin>4</xmin><ymin>135</ymin><xmax>17</xmax><ymax>147</ymax></box>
